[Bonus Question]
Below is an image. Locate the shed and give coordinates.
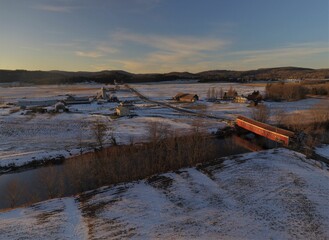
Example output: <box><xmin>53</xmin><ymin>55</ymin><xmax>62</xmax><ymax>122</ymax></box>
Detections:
<box><xmin>247</xmin><ymin>91</ymin><xmax>263</xmax><ymax>102</ymax></box>
<box><xmin>116</xmin><ymin>106</ymin><xmax>130</xmax><ymax>116</ymax></box>
<box><xmin>96</xmin><ymin>87</ymin><xmax>108</xmax><ymax>100</ymax></box>
<box><xmin>54</xmin><ymin>102</ymin><xmax>66</xmax><ymax>112</ymax></box>
<box><xmin>233</xmin><ymin>96</ymin><xmax>248</xmax><ymax>103</ymax></box>
<box><xmin>174</xmin><ymin>93</ymin><xmax>199</xmax><ymax>102</ymax></box>
<box><xmin>120</xmin><ymin>101</ymin><xmax>134</xmax><ymax>108</ymax></box>
<box><xmin>64</xmin><ymin>95</ymin><xmax>91</xmax><ymax>105</ymax></box>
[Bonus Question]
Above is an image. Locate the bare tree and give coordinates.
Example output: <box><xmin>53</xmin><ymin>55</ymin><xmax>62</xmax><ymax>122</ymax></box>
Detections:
<box><xmin>5</xmin><ymin>179</ymin><xmax>21</xmax><ymax>208</ymax></box>
<box><xmin>206</xmin><ymin>87</ymin><xmax>217</xmax><ymax>100</ymax></box>
<box><xmin>64</xmin><ymin>154</ymin><xmax>92</xmax><ymax>192</ymax></box>
<box><xmin>273</xmin><ymin>108</ymin><xmax>286</xmax><ymax>126</ymax></box>
<box><xmin>38</xmin><ymin>167</ymin><xmax>64</xmax><ymax>199</ymax></box>
<box><xmin>251</xmin><ymin>104</ymin><xmax>271</xmax><ymax>123</ymax></box>
<box><xmin>211</xmin><ymin>87</ymin><xmax>216</xmax><ymax>99</ymax></box>
<box><xmin>147</xmin><ymin>121</ymin><xmax>171</xmax><ymax>144</ymax></box>
<box><xmin>219</xmin><ymin>87</ymin><xmax>224</xmax><ymax>99</ymax></box>
<box><xmin>206</xmin><ymin>88</ymin><xmax>211</xmax><ymax>100</ymax></box>
<box><xmin>77</xmin><ymin>126</ymin><xmax>86</xmax><ymax>154</ymax></box>
<box><xmin>310</xmin><ymin>101</ymin><xmax>329</xmax><ymax>127</ymax></box>
<box><xmin>108</xmin><ymin>126</ymin><xmax>118</xmax><ymax>146</ymax></box>
<box><xmin>91</xmin><ymin>119</ymin><xmax>108</xmax><ymax>148</ymax></box>
<box><xmin>129</xmin><ymin>135</ymin><xmax>135</xmax><ymax>145</ymax></box>
<box><xmin>192</xmin><ymin>116</ymin><xmax>207</xmax><ymax>133</ymax></box>
<box><xmin>227</xmin><ymin>86</ymin><xmax>237</xmax><ymax>98</ymax></box>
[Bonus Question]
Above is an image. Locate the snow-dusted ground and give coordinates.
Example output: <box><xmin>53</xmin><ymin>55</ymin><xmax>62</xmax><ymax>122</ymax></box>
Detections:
<box><xmin>0</xmin><ymin>148</ymin><xmax>328</xmax><ymax>239</ymax></box>
<box><xmin>316</xmin><ymin>145</ymin><xmax>329</xmax><ymax>159</ymax></box>
<box><xmin>133</xmin><ymin>81</ymin><xmax>326</xmax><ymax>122</ymax></box>
<box><xmin>0</xmin><ymin>82</ymin><xmax>325</xmax><ymax>168</ymax></box>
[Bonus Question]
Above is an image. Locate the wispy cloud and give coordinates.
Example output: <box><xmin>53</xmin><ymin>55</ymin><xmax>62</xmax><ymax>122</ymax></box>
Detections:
<box><xmin>75</xmin><ymin>51</ymin><xmax>104</xmax><ymax>58</ymax></box>
<box><xmin>226</xmin><ymin>42</ymin><xmax>329</xmax><ymax>69</ymax></box>
<box><xmin>74</xmin><ymin>29</ymin><xmax>328</xmax><ymax>73</ymax></box>
<box><xmin>46</xmin><ymin>42</ymin><xmax>77</xmax><ymax>48</ymax></box>
<box><xmin>110</xmin><ymin>41</ymin><xmax>329</xmax><ymax>72</ymax></box>
<box><xmin>75</xmin><ymin>44</ymin><xmax>118</xmax><ymax>58</ymax></box>
<box><xmin>231</xmin><ymin>42</ymin><xmax>328</xmax><ymax>60</ymax></box>
<box><xmin>34</xmin><ymin>4</ymin><xmax>74</xmax><ymax>13</ymax></box>
<box><xmin>108</xmin><ymin>31</ymin><xmax>229</xmax><ymax>72</ymax></box>
<box><xmin>113</xmin><ymin>31</ymin><xmax>228</xmax><ymax>53</ymax></box>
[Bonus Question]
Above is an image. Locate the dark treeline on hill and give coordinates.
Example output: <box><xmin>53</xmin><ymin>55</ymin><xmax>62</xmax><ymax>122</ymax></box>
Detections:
<box><xmin>0</xmin><ymin>67</ymin><xmax>328</xmax><ymax>85</ymax></box>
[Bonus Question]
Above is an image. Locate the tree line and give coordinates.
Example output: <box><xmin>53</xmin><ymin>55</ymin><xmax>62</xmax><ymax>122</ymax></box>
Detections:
<box><xmin>265</xmin><ymin>82</ymin><xmax>329</xmax><ymax>101</ymax></box>
<box><xmin>3</xmin><ymin>123</ymin><xmax>219</xmax><ymax>209</ymax></box>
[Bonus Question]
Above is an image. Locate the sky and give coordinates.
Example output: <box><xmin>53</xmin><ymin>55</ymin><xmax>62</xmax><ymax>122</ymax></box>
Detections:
<box><xmin>0</xmin><ymin>0</ymin><xmax>328</xmax><ymax>73</ymax></box>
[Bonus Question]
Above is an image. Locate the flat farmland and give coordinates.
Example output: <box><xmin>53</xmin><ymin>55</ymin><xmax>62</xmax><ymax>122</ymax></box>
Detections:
<box><xmin>0</xmin><ymin>81</ymin><xmax>325</xmax><ymax>168</ymax></box>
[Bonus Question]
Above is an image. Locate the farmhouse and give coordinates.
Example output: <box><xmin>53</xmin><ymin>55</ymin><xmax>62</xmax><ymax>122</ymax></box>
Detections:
<box><xmin>174</xmin><ymin>93</ymin><xmax>199</xmax><ymax>102</ymax></box>
<box><xmin>96</xmin><ymin>87</ymin><xmax>118</xmax><ymax>102</ymax></box>
<box><xmin>96</xmin><ymin>87</ymin><xmax>108</xmax><ymax>100</ymax></box>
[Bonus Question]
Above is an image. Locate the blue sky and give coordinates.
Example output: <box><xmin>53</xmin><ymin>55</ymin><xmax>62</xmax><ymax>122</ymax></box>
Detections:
<box><xmin>0</xmin><ymin>0</ymin><xmax>328</xmax><ymax>72</ymax></box>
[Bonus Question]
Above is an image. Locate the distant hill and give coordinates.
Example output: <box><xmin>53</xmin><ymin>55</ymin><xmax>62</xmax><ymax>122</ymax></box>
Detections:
<box><xmin>0</xmin><ymin>67</ymin><xmax>328</xmax><ymax>85</ymax></box>
<box><xmin>197</xmin><ymin>67</ymin><xmax>329</xmax><ymax>82</ymax></box>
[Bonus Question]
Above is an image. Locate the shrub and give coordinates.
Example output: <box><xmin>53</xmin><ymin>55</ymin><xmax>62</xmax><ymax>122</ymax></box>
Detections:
<box><xmin>251</xmin><ymin>104</ymin><xmax>270</xmax><ymax>123</ymax></box>
<box><xmin>265</xmin><ymin>82</ymin><xmax>307</xmax><ymax>101</ymax></box>
<box><xmin>6</xmin><ymin>127</ymin><xmax>218</xmax><ymax>209</ymax></box>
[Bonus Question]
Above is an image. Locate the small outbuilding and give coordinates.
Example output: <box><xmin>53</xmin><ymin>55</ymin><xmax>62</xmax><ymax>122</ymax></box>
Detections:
<box><xmin>64</xmin><ymin>95</ymin><xmax>91</xmax><ymax>105</ymax></box>
<box><xmin>119</xmin><ymin>101</ymin><xmax>134</xmax><ymax>108</ymax></box>
<box><xmin>116</xmin><ymin>106</ymin><xmax>130</xmax><ymax>116</ymax></box>
<box><xmin>247</xmin><ymin>91</ymin><xmax>263</xmax><ymax>103</ymax></box>
<box><xmin>174</xmin><ymin>93</ymin><xmax>199</xmax><ymax>102</ymax></box>
<box><xmin>54</xmin><ymin>102</ymin><xmax>67</xmax><ymax>112</ymax></box>
<box><xmin>233</xmin><ymin>96</ymin><xmax>248</xmax><ymax>103</ymax></box>
<box><xmin>96</xmin><ymin>87</ymin><xmax>108</xmax><ymax>100</ymax></box>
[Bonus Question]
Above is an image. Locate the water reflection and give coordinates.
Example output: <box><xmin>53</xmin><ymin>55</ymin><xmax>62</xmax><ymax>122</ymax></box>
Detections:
<box><xmin>0</xmin><ymin>137</ymin><xmax>251</xmax><ymax>210</ymax></box>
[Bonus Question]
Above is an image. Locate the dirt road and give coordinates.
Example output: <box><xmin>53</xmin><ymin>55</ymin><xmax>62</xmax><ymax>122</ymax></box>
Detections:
<box><xmin>125</xmin><ymin>84</ymin><xmax>232</xmax><ymax>123</ymax></box>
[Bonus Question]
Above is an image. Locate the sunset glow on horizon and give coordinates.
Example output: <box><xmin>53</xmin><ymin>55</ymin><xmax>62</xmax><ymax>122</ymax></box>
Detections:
<box><xmin>0</xmin><ymin>0</ymin><xmax>328</xmax><ymax>73</ymax></box>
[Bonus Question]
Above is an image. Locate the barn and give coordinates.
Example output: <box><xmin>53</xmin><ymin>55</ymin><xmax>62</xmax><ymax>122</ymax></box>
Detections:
<box><xmin>174</xmin><ymin>93</ymin><xmax>199</xmax><ymax>102</ymax></box>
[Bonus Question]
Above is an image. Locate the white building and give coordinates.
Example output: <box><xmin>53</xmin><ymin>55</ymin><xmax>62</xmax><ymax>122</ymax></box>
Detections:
<box><xmin>17</xmin><ymin>100</ymin><xmax>57</xmax><ymax>108</ymax></box>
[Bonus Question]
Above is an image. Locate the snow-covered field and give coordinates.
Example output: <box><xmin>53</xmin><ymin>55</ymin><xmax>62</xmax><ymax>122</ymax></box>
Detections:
<box><xmin>0</xmin><ymin>81</ymin><xmax>325</xmax><ymax>168</ymax></box>
<box><xmin>316</xmin><ymin>145</ymin><xmax>329</xmax><ymax>159</ymax></box>
<box><xmin>1</xmin><ymin>148</ymin><xmax>328</xmax><ymax>239</ymax></box>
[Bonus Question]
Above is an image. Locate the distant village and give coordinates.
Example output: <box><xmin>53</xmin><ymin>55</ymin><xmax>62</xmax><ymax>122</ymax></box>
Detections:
<box><xmin>16</xmin><ymin>85</ymin><xmax>131</xmax><ymax>116</ymax></box>
<box><xmin>13</xmin><ymin>84</ymin><xmax>263</xmax><ymax>117</ymax></box>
